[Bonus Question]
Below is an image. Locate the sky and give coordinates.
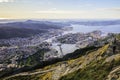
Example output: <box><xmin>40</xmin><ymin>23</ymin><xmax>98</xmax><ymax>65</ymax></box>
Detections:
<box><xmin>0</xmin><ymin>0</ymin><xmax>120</xmax><ymax>19</ymax></box>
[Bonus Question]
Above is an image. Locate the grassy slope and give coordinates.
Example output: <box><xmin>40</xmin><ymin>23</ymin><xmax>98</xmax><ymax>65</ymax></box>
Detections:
<box><xmin>60</xmin><ymin>54</ymin><xmax>120</xmax><ymax>80</ymax></box>
<box><xmin>60</xmin><ymin>34</ymin><xmax>120</xmax><ymax>80</ymax></box>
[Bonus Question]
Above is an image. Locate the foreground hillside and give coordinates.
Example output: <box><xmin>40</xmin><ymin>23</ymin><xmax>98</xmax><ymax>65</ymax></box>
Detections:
<box><xmin>1</xmin><ymin>34</ymin><xmax>120</xmax><ymax>80</ymax></box>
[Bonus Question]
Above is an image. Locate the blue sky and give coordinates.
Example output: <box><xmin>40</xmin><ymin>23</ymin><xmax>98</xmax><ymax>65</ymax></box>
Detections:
<box><xmin>0</xmin><ymin>0</ymin><xmax>120</xmax><ymax>19</ymax></box>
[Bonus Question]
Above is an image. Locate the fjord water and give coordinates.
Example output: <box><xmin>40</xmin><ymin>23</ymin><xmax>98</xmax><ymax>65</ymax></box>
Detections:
<box><xmin>68</xmin><ymin>24</ymin><xmax>120</xmax><ymax>33</ymax></box>
<box><xmin>50</xmin><ymin>24</ymin><xmax>120</xmax><ymax>55</ymax></box>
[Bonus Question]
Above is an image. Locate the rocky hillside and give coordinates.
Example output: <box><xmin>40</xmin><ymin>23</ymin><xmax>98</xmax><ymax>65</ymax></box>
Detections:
<box><xmin>0</xmin><ymin>34</ymin><xmax>120</xmax><ymax>80</ymax></box>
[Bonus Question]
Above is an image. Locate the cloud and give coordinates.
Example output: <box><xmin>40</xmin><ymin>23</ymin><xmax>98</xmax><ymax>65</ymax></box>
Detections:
<box><xmin>35</xmin><ymin>10</ymin><xmax>85</xmax><ymax>14</ymax></box>
<box><xmin>0</xmin><ymin>0</ymin><xmax>15</xmax><ymax>3</ymax></box>
<box><xmin>97</xmin><ymin>8</ymin><xmax>120</xmax><ymax>12</ymax></box>
<box><xmin>107</xmin><ymin>8</ymin><xmax>120</xmax><ymax>11</ymax></box>
<box><xmin>0</xmin><ymin>18</ymin><xmax>7</xmax><ymax>19</ymax></box>
<box><xmin>34</xmin><ymin>9</ymin><xmax>120</xmax><ymax>19</ymax></box>
<box><xmin>36</xmin><ymin>11</ymin><xmax>71</xmax><ymax>14</ymax></box>
<box><xmin>50</xmin><ymin>8</ymin><xmax>57</xmax><ymax>11</ymax></box>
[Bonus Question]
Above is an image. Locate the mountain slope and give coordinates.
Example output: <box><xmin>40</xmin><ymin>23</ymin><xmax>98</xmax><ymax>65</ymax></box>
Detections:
<box><xmin>0</xmin><ymin>27</ymin><xmax>47</xmax><ymax>39</ymax></box>
<box><xmin>60</xmin><ymin>35</ymin><xmax>120</xmax><ymax>80</ymax></box>
<box><xmin>1</xmin><ymin>34</ymin><xmax>120</xmax><ymax>80</ymax></box>
<box><xmin>0</xmin><ymin>20</ymin><xmax>64</xmax><ymax>39</ymax></box>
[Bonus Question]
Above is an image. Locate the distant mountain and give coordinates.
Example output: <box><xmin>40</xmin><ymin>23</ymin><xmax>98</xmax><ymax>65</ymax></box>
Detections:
<box><xmin>0</xmin><ymin>27</ymin><xmax>47</xmax><ymax>39</ymax></box>
<box><xmin>0</xmin><ymin>21</ymin><xmax>62</xmax><ymax>30</ymax></box>
<box><xmin>69</xmin><ymin>20</ymin><xmax>120</xmax><ymax>26</ymax></box>
<box><xmin>0</xmin><ymin>20</ymin><xmax>65</xmax><ymax>39</ymax></box>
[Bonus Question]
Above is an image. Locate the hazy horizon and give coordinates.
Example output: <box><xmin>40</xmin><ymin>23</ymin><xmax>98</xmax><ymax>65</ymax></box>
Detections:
<box><xmin>0</xmin><ymin>0</ymin><xmax>120</xmax><ymax>19</ymax></box>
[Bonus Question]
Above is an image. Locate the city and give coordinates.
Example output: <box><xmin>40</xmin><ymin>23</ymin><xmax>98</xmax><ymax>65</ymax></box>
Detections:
<box><xmin>0</xmin><ymin>0</ymin><xmax>120</xmax><ymax>80</ymax></box>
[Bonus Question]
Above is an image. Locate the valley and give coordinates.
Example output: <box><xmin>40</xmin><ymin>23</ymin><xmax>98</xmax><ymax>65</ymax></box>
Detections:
<box><xmin>0</xmin><ymin>20</ymin><xmax>120</xmax><ymax>80</ymax></box>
